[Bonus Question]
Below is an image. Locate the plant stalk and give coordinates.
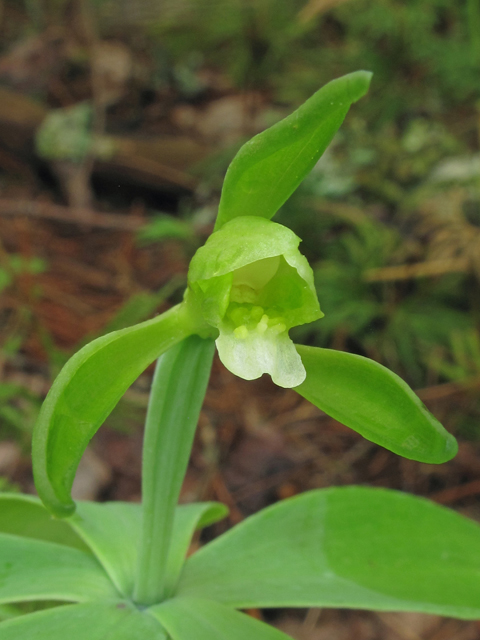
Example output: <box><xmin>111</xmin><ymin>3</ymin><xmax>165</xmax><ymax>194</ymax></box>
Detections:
<box><xmin>134</xmin><ymin>335</ymin><xmax>215</xmax><ymax>606</ymax></box>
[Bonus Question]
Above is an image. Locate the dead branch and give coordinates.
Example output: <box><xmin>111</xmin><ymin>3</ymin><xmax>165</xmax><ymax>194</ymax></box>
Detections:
<box><xmin>363</xmin><ymin>258</ymin><xmax>469</xmax><ymax>282</ymax></box>
<box><xmin>0</xmin><ymin>199</ymin><xmax>143</xmax><ymax>231</ymax></box>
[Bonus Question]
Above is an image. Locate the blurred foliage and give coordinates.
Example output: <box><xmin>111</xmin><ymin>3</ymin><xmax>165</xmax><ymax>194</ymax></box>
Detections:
<box><xmin>137</xmin><ymin>213</ymin><xmax>196</xmax><ymax>245</ymax></box>
<box><xmin>0</xmin><ymin>383</ymin><xmax>41</xmax><ymax>438</ymax></box>
<box><xmin>0</xmin><ymin>254</ymin><xmax>46</xmax><ymax>293</ymax></box>
<box><xmin>149</xmin><ymin>0</ymin><xmax>310</xmax><ymax>92</ymax></box>
<box><xmin>107</xmin><ymin>0</ymin><xmax>480</xmax><ymax>117</ymax></box>
<box><xmin>36</xmin><ymin>103</ymin><xmax>94</xmax><ymax>162</ymax></box>
<box><xmin>0</xmin><ymin>254</ymin><xmax>48</xmax><ymax>440</ymax></box>
<box><xmin>36</xmin><ymin>103</ymin><xmax>116</xmax><ymax>163</ymax></box>
<box><xmin>319</xmin><ymin>0</ymin><xmax>480</xmax><ymax>118</ymax></box>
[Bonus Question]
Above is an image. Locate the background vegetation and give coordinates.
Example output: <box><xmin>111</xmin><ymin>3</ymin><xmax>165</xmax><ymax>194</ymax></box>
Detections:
<box><xmin>1</xmin><ymin>0</ymin><xmax>480</xmax><ymax>634</ymax></box>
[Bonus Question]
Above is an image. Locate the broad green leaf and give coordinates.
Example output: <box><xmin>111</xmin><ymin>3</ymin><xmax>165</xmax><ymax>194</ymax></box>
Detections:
<box><xmin>165</xmin><ymin>502</ymin><xmax>229</xmax><ymax>596</ymax></box>
<box><xmin>0</xmin><ymin>493</ymin><xmax>87</xmax><ymax>550</ymax></box>
<box><xmin>150</xmin><ymin>597</ymin><xmax>291</xmax><ymax>640</ymax></box>
<box><xmin>32</xmin><ymin>303</ymin><xmax>202</xmax><ymax>518</ymax></box>
<box><xmin>69</xmin><ymin>501</ymin><xmax>141</xmax><ymax>598</ymax></box>
<box><xmin>0</xmin><ymin>602</ymin><xmax>168</xmax><ymax>640</ymax></box>
<box><xmin>295</xmin><ymin>345</ymin><xmax>457</xmax><ymax>463</ymax></box>
<box><xmin>68</xmin><ymin>500</ymin><xmax>227</xmax><ymax>599</ymax></box>
<box><xmin>0</xmin><ymin>533</ymin><xmax>118</xmax><ymax>603</ymax></box>
<box><xmin>177</xmin><ymin>487</ymin><xmax>480</xmax><ymax>619</ymax></box>
<box><xmin>215</xmin><ymin>71</ymin><xmax>372</xmax><ymax>230</ymax></box>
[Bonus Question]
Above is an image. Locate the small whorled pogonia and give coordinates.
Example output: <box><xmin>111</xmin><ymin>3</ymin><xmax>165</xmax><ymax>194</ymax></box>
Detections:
<box><xmin>32</xmin><ymin>70</ymin><xmax>457</xmax><ymax>525</ymax></box>
<box><xmin>186</xmin><ymin>216</ymin><xmax>322</xmax><ymax>388</ymax></box>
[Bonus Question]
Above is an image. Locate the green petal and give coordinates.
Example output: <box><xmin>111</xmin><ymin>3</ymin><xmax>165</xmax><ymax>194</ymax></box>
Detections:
<box><xmin>188</xmin><ymin>217</ymin><xmax>321</xmax><ymax>330</ymax></box>
<box><xmin>188</xmin><ymin>217</ymin><xmax>302</xmax><ymax>283</ymax></box>
<box><xmin>258</xmin><ymin>251</ymin><xmax>321</xmax><ymax>328</ymax></box>
<box><xmin>216</xmin><ymin>322</ymin><xmax>305</xmax><ymax>388</ymax></box>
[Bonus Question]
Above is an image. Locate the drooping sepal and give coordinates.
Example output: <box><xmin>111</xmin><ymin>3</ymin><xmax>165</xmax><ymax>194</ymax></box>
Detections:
<box><xmin>32</xmin><ymin>303</ymin><xmax>203</xmax><ymax>518</ymax></box>
<box><xmin>295</xmin><ymin>345</ymin><xmax>458</xmax><ymax>463</ymax></box>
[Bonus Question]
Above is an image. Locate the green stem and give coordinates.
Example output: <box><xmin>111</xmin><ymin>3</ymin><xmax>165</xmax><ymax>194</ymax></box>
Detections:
<box><xmin>134</xmin><ymin>336</ymin><xmax>215</xmax><ymax>606</ymax></box>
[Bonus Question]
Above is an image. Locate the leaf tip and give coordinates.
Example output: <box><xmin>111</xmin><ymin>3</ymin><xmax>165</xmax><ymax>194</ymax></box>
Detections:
<box><xmin>39</xmin><ymin>488</ymin><xmax>76</xmax><ymax>519</ymax></box>
<box><xmin>53</xmin><ymin>502</ymin><xmax>76</xmax><ymax>519</ymax></box>
<box><xmin>345</xmin><ymin>69</ymin><xmax>373</xmax><ymax>102</ymax></box>
<box><xmin>33</xmin><ymin>460</ymin><xmax>77</xmax><ymax>518</ymax></box>
<box><xmin>443</xmin><ymin>432</ymin><xmax>459</xmax><ymax>462</ymax></box>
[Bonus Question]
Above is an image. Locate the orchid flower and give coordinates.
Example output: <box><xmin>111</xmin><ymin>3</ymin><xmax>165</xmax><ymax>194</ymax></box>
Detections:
<box><xmin>32</xmin><ymin>71</ymin><xmax>457</xmax><ymax>522</ymax></box>
<box><xmin>186</xmin><ymin>215</ymin><xmax>322</xmax><ymax>388</ymax></box>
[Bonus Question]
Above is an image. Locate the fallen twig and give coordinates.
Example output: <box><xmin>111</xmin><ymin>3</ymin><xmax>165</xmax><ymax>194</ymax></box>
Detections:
<box><xmin>363</xmin><ymin>258</ymin><xmax>469</xmax><ymax>282</ymax></box>
<box><xmin>0</xmin><ymin>199</ymin><xmax>144</xmax><ymax>230</ymax></box>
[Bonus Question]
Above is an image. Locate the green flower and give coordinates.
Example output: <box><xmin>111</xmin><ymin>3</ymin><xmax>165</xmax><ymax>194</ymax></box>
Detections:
<box><xmin>31</xmin><ymin>71</ymin><xmax>458</xmax><ymax>524</ymax></box>
<box><xmin>186</xmin><ymin>216</ymin><xmax>322</xmax><ymax>388</ymax></box>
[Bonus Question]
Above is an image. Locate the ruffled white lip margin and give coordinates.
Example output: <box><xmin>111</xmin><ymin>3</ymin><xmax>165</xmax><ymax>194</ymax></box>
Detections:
<box><xmin>216</xmin><ymin>322</ymin><xmax>306</xmax><ymax>388</ymax></box>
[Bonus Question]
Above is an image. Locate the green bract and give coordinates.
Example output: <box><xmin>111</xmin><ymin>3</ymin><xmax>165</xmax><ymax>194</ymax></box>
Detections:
<box><xmin>186</xmin><ymin>216</ymin><xmax>322</xmax><ymax>387</ymax></box>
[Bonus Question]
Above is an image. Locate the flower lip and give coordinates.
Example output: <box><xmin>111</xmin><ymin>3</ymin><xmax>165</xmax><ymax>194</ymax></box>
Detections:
<box><xmin>216</xmin><ymin>319</ymin><xmax>307</xmax><ymax>388</ymax></box>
